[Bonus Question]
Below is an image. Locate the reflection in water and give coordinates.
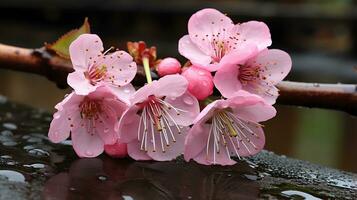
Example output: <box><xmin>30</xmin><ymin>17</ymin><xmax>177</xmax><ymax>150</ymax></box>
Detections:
<box><xmin>43</xmin><ymin>157</ymin><xmax>259</xmax><ymax>200</ymax></box>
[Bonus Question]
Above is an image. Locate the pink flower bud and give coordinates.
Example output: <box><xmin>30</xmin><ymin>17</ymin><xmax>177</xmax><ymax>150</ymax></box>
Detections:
<box><xmin>181</xmin><ymin>66</ymin><xmax>213</xmax><ymax>100</ymax></box>
<box><xmin>104</xmin><ymin>141</ymin><xmax>128</xmax><ymax>158</ymax></box>
<box><xmin>157</xmin><ymin>57</ymin><xmax>182</xmax><ymax>77</ymax></box>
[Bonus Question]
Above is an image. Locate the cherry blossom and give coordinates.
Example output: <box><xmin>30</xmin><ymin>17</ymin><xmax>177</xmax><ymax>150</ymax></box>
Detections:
<box><xmin>178</xmin><ymin>8</ymin><xmax>271</xmax><ymax>71</ymax></box>
<box><xmin>214</xmin><ymin>49</ymin><xmax>292</xmax><ymax>104</ymax></box>
<box><xmin>48</xmin><ymin>86</ymin><xmax>128</xmax><ymax>157</ymax></box>
<box><xmin>68</xmin><ymin>34</ymin><xmax>137</xmax><ymax>95</ymax></box>
<box><xmin>118</xmin><ymin>74</ymin><xmax>200</xmax><ymax>161</ymax></box>
<box><xmin>184</xmin><ymin>91</ymin><xmax>276</xmax><ymax>165</ymax></box>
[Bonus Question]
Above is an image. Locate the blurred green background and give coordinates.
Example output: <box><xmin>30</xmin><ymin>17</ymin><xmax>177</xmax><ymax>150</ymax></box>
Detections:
<box><xmin>0</xmin><ymin>0</ymin><xmax>356</xmax><ymax>172</ymax></box>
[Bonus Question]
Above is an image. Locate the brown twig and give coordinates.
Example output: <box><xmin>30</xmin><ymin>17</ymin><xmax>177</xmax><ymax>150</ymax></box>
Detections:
<box><xmin>0</xmin><ymin>43</ymin><xmax>356</xmax><ymax>115</ymax></box>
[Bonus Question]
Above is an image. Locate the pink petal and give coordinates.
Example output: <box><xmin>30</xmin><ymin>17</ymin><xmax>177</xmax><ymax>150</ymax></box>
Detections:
<box><xmin>48</xmin><ymin>111</ymin><xmax>71</xmax><ymax>143</ymax></box>
<box><xmin>227</xmin><ymin>122</ymin><xmax>265</xmax><ymax>157</ymax></box>
<box><xmin>231</xmin><ymin>99</ymin><xmax>276</xmax><ymax>122</ymax></box>
<box><xmin>188</xmin><ymin>8</ymin><xmax>233</xmax><ymax>54</ymax></box>
<box><xmin>71</xmin><ymin>126</ymin><xmax>104</xmax><ymax>158</ymax></box>
<box><xmin>107</xmin><ymin>84</ymin><xmax>135</xmax><ymax>105</ymax></box>
<box><xmin>103</xmin><ymin>51</ymin><xmax>137</xmax><ymax>86</ymax></box>
<box><xmin>231</xmin><ymin>21</ymin><xmax>271</xmax><ymax>51</ymax></box>
<box><xmin>153</xmin><ymin>74</ymin><xmax>188</xmax><ymax>99</ymax></box>
<box><xmin>147</xmin><ymin>127</ymin><xmax>188</xmax><ymax>161</ymax></box>
<box><xmin>127</xmin><ymin>140</ymin><xmax>152</xmax><ymax>160</ymax></box>
<box><xmin>117</xmin><ymin>106</ymin><xmax>141</xmax><ymax>143</ymax></box>
<box><xmin>164</xmin><ymin>92</ymin><xmax>200</xmax><ymax>126</ymax></box>
<box><xmin>67</xmin><ymin>71</ymin><xmax>96</xmax><ymax>95</ymax></box>
<box><xmin>247</xmin><ymin>49</ymin><xmax>292</xmax><ymax>84</ymax></box>
<box><xmin>213</xmin><ymin>64</ymin><xmax>242</xmax><ymax>98</ymax></box>
<box><xmin>242</xmin><ymin>84</ymin><xmax>279</xmax><ymax>105</ymax></box>
<box><xmin>178</xmin><ymin>35</ymin><xmax>212</xmax><ymax>67</ymax></box>
<box><xmin>220</xmin><ymin>44</ymin><xmax>258</xmax><ymax>67</ymax></box>
<box><xmin>194</xmin><ymin>147</ymin><xmax>236</xmax><ymax>166</ymax></box>
<box><xmin>96</xmin><ymin>115</ymin><xmax>117</xmax><ymax>145</ymax></box>
<box><xmin>69</xmin><ymin>34</ymin><xmax>104</xmax><ymax>71</ymax></box>
<box><xmin>184</xmin><ymin>123</ymin><xmax>210</xmax><ymax>162</ymax></box>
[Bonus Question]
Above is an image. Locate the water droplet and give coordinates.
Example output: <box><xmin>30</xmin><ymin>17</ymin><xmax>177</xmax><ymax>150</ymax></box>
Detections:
<box><xmin>3</xmin><ymin>123</ymin><xmax>17</xmax><ymax>130</ymax></box>
<box><xmin>244</xmin><ymin>174</ymin><xmax>258</xmax><ymax>181</ymax></box>
<box><xmin>6</xmin><ymin>161</ymin><xmax>17</xmax><ymax>166</ymax></box>
<box><xmin>1</xmin><ymin>155</ymin><xmax>12</xmax><ymax>159</ymax></box>
<box><xmin>85</xmin><ymin>150</ymin><xmax>93</xmax><ymax>156</ymax></box>
<box><xmin>1</xmin><ymin>130</ymin><xmax>13</xmax><ymax>136</ymax></box>
<box><xmin>0</xmin><ymin>170</ymin><xmax>25</xmax><ymax>182</ymax></box>
<box><xmin>281</xmin><ymin>190</ymin><xmax>322</xmax><ymax>200</ymax></box>
<box><xmin>104</xmin><ymin>128</ymin><xmax>109</xmax><ymax>133</ymax></box>
<box><xmin>187</xmin><ymin>196</ymin><xmax>193</xmax><ymax>199</ymax></box>
<box><xmin>2</xmin><ymin>141</ymin><xmax>17</xmax><ymax>146</ymax></box>
<box><xmin>198</xmin><ymin>71</ymin><xmax>206</xmax><ymax>76</ymax></box>
<box><xmin>183</xmin><ymin>96</ymin><xmax>194</xmax><ymax>105</ymax></box>
<box><xmin>124</xmin><ymin>88</ymin><xmax>131</xmax><ymax>93</ymax></box>
<box><xmin>69</xmin><ymin>187</ymin><xmax>76</xmax><ymax>191</ymax></box>
<box><xmin>98</xmin><ymin>175</ymin><xmax>107</xmax><ymax>181</ymax></box>
<box><xmin>28</xmin><ymin>148</ymin><xmax>50</xmax><ymax>157</ymax></box>
<box><xmin>23</xmin><ymin>163</ymin><xmax>45</xmax><ymax>169</ymax></box>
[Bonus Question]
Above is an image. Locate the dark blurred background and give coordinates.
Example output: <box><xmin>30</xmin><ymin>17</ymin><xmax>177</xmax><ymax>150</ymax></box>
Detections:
<box><xmin>0</xmin><ymin>0</ymin><xmax>356</xmax><ymax>172</ymax></box>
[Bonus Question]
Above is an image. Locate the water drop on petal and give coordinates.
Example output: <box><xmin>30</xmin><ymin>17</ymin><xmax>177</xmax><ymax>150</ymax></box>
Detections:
<box><xmin>85</xmin><ymin>150</ymin><xmax>93</xmax><ymax>156</ymax></box>
<box><xmin>183</xmin><ymin>96</ymin><xmax>194</xmax><ymax>105</ymax></box>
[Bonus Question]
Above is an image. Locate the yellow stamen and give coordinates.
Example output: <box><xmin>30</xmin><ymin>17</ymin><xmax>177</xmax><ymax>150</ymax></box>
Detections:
<box><xmin>143</xmin><ymin>57</ymin><xmax>152</xmax><ymax>83</ymax></box>
<box><xmin>219</xmin><ymin>112</ymin><xmax>238</xmax><ymax>137</ymax></box>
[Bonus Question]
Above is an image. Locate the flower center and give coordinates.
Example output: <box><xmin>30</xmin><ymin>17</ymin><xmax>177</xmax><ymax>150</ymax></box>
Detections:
<box><xmin>136</xmin><ymin>95</ymin><xmax>185</xmax><ymax>153</ymax></box>
<box><xmin>238</xmin><ymin>64</ymin><xmax>261</xmax><ymax>85</ymax></box>
<box><xmin>207</xmin><ymin>110</ymin><xmax>261</xmax><ymax>163</ymax></box>
<box><xmin>79</xmin><ymin>98</ymin><xmax>102</xmax><ymax>120</ymax></box>
<box><xmin>211</xmin><ymin>40</ymin><xmax>229</xmax><ymax>62</ymax></box>
<box><xmin>85</xmin><ymin>64</ymin><xmax>107</xmax><ymax>85</ymax></box>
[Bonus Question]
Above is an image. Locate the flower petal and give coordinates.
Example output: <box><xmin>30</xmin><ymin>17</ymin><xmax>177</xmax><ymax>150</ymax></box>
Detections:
<box><xmin>227</xmin><ymin>123</ymin><xmax>265</xmax><ymax>157</ymax></box>
<box><xmin>118</xmin><ymin>106</ymin><xmax>141</xmax><ymax>143</ymax></box>
<box><xmin>247</xmin><ymin>49</ymin><xmax>292</xmax><ymax>84</ymax></box>
<box><xmin>153</xmin><ymin>74</ymin><xmax>188</xmax><ymax>99</ymax></box>
<box><xmin>71</xmin><ymin>126</ymin><xmax>104</xmax><ymax>158</ymax></box>
<box><xmin>127</xmin><ymin>140</ymin><xmax>152</xmax><ymax>160</ymax></box>
<box><xmin>188</xmin><ymin>8</ymin><xmax>233</xmax><ymax>54</ymax></box>
<box><xmin>193</xmin><ymin>142</ymin><xmax>236</xmax><ymax>166</ymax></box>
<box><xmin>48</xmin><ymin>111</ymin><xmax>71</xmax><ymax>143</ymax></box>
<box><xmin>147</xmin><ymin>127</ymin><xmax>188</xmax><ymax>161</ymax></box>
<box><xmin>164</xmin><ymin>92</ymin><xmax>200</xmax><ymax>126</ymax></box>
<box><xmin>231</xmin><ymin>99</ymin><xmax>276</xmax><ymax>122</ymax></box>
<box><xmin>103</xmin><ymin>51</ymin><xmax>137</xmax><ymax>86</ymax></box>
<box><xmin>67</xmin><ymin>71</ymin><xmax>97</xmax><ymax>95</ymax></box>
<box><xmin>69</xmin><ymin>34</ymin><xmax>104</xmax><ymax>71</ymax></box>
<box><xmin>213</xmin><ymin>64</ymin><xmax>242</xmax><ymax>98</ymax></box>
<box><xmin>231</xmin><ymin>21</ymin><xmax>271</xmax><ymax>51</ymax></box>
<box><xmin>184</xmin><ymin>123</ymin><xmax>210</xmax><ymax>162</ymax></box>
<box><xmin>178</xmin><ymin>35</ymin><xmax>212</xmax><ymax>67</ymax></box>
<box><xmin>107</xmin><ymin>84</ymin><xmax>135</xmax><ymax>105</ymax></box>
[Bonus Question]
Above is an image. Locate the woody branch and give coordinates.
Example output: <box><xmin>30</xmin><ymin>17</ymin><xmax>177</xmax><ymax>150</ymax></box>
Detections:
<box><xmin>0</xmin><ymin>43</ymin><xmax>356</xmax><ymax>115</ymax></box>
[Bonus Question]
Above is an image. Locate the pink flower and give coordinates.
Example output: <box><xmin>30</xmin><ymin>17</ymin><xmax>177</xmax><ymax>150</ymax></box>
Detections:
<box><xmin>48</xmin><ymin>86</ymin><xmax>128</xmax><ymax>158</ymax></box>
<box><xmin>181</xmin><ymin>66</ymin><xmax>214</xmax><ymax>100</ymax></box>
<box><xmin>178</xmin><ymin>8</ymin><xmax>271</xmax><ymax>72</ymax></box>
<box><xmin>157</xmin><ymin>57</ymin><xmax>182</xmax><ymax>77</ymax></box>
<box><xmin>184</xmin><ymin>91</ymin><xmax>276</xmax><ymax>165</ymax></box>
<box><xmin>68</xmin><ymin>34</ymin><xmax>137</xmax><ymax>95</ymax></box>
<box><xmin>118</xmin><ymin>74</ymin><xmax>200</xmax><ymax>161</ymax></box>
<box><xmin>104</xmin><ymin>141</ymin><xmax>128</xmax><ymax>158</ymax></box>
<box><xmin>214</xmin><ymin>49</ymin><xmax>292</xmax><ymax>104</ymax></box>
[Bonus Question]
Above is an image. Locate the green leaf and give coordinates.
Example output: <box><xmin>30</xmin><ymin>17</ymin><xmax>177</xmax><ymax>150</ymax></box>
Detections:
<box><xmin>46</xmin><ymin>18</ymin><xmax>90</xmax><ymax>59</ymax></box>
